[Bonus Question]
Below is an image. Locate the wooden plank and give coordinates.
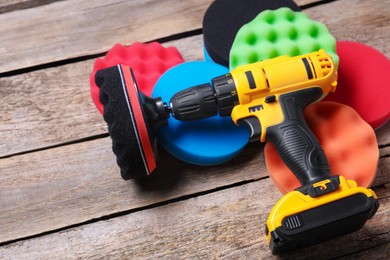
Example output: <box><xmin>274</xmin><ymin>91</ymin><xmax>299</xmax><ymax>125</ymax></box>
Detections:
<box><xmin>309</xmin><ymin>0</ymin><xmax>390</xmax><ymax>57</ymax></box>
<box><xmin>377</xmin><ymin>121</ymin><xmax>390</xmax><ymax>147</ymax></box>
<box><xmin>0</xmin><ymin>179</ymin><xmax>388</xmax><ymax>259</ymax></box>
<box><xmin>0</xmin><ymin>0</ymin><xmax>61</xmax><ymax>14</ymax></box>
<box><xmin>0</xmin><ymin>0</ymin><xmax>213</xmax><ymax>74</ymax></box>
<box><xmin>298</xmin><ymin>0</ymin><xmax>325</xmax><ymax>6</ymax></box>
<box><xmin>0</xmin><ymin>0</ymin><xmax>323</xmax><ymax>15</ymax></box>
<box><xmin>1</xmin><ymin>0</ymin><xmax>389</xmax><ymax>157</ymax></box>
<box><xmin>0</xmin><ymin>1</ymin><xmax>388</xmax><ymax>258</ymax></box>
<box><xmin>0</xmin><ymin>137</ymin><xmax>266</xmax><ymax>244</ymax></box>
<box><xmin>374</xmin><ymin>122</ymin><xmax>390</xmax><ymax>187</ymax></box>
<box><xmin>0</xmin><ymin>0</ymin><xmax>320</xmax><ymax>16</ymax></box>
<box><xmin>375</xmin><ymin>156</ymin><xmax>390</xmax><ymax>187</ymax></box>
<box><xmin>0</xmin><ymin>34</ymin><xmax>204</xmax><ymax>158</ymax></box>
<box><xmin>0</xmin><ymin>0</ymin><xmax>319</xmax><ymax>15</ymax></box>
<box><xmin>0</xmin><ymin>133</ymin><xmax>388</xmax><ymax>245</ymax></box>
<box><xmin>338</xmin><ymin>243</ymin><xmax>390</xmax><ymax>260</ymax></box>
<box><xmin>0</xmin><ymin>0</ymin><xmax>322</xmax><ymax>74</ymax></box>
<box><xmin>0</xmin><ymin>0</ymin><xmax>389</xmax><ymax>244</ymax></box>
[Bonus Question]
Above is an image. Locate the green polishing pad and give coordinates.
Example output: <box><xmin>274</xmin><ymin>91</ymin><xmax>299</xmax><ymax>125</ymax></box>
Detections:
<box><xmin>230</xmin><ymin>8</ymin><xmax>338</xmax><ymax>69</ymax></box>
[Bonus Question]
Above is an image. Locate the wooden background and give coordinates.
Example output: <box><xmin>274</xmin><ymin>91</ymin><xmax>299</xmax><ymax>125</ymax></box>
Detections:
<box><xmin>0</xmin><ymin>0</ymin><xmax>389</xmax><ymax>259</ymax></box>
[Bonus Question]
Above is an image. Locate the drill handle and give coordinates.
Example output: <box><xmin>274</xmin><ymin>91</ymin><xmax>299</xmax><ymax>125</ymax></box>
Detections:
<box><xmin>266</xmin><ymin>87</ymin><xmax>331</xmax><ymax>186</ymax></box>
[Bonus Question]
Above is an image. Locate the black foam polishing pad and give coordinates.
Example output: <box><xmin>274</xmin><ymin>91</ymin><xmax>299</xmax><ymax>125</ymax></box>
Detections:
<box><xmin>95</xmin><ymin>64</ymin><xmax>157</xmax><ymax>179</ymax></box>
<box><xmin>203</xmin><ymin>0</ymin><xmax>301</xmax><ymax>67</ymax></box>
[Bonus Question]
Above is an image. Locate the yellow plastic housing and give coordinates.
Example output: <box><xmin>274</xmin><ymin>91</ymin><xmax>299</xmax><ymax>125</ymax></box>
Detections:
<box><xmin>230</xmin><ymin>50</ymin><xmax>337</xmax><ymax>141</ymax></box>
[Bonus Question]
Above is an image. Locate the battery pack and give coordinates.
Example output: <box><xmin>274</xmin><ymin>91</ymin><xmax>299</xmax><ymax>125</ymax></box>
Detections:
<box><xmin>265</xmin><ymin>176</ymin><xmax>379</xmax><ymax>255</ymax></box>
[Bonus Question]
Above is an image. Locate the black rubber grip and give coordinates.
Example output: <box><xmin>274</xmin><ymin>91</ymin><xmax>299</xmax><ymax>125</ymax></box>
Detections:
<box><xmin>266</xmin><ymin>88</ymin><xmax>330</xmax><ymax>186</ymax></box>
<box><xmin>170</xmin><ymin>83</ymin><xmax>218</xmax><ymax>121</ymax></box>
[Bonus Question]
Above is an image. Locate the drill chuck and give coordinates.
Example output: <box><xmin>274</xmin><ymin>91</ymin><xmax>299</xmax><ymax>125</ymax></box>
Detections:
<box><xmin>169</xmin><ymin>83</ymin><xmax>218</xmax><ymax>121</ymax></box>
<box><xmin>213</xmin><ymin>74</ymin><xmax>239</xmax><ymax>116</ymax></box>
<box><xmin>169</xmin><ymin>74</ymin><xmax>239</xmax><ymax>121</ymax></box>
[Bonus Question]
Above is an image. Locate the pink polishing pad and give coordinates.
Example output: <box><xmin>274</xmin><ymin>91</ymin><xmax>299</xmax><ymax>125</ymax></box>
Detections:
<box><xmin>265</xmin><ymin>102</ymin><xmax>379</xmax><ymax>194</ymax></box>
<box><xmin>324</xmin><ymin>41</ymin><xmax>390</xmax><ymax>129</ymax></box>
<box><xmin>90</xmin><ymin>42</ymin><xmax>184</xmax><ymax>114</ymax></box>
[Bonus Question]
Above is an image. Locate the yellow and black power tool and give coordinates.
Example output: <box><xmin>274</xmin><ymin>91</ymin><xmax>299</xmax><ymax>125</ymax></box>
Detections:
<box><xmin>95</xmin><ymin>49</ymin><xmax>379</xmax><ymax>254</ymax></box>
<box><xmin>165</xmin><ymin>50</ymin><xmax>379</xmax><ymax>254</ymax></box>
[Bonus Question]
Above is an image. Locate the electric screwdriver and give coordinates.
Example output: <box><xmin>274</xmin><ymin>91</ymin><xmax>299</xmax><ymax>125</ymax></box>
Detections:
<box><xmin>169</xmin><ymin>49</ymin><xmax>336</xmax><ymax>186</ymax></box>
<box><xmin>163</xmin><ymin>49</ymin><xmax>379</xmax><ymax>254</ymax></box>
<box><xmin>95</xmin><ymin>49</ymin><xmax>379</xmax><ymax>254</ymax></box>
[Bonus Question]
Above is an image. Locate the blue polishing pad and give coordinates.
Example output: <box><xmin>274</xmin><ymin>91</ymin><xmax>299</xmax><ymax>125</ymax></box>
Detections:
<box><xmin>153</xmin><ymin>61</ymin><xmax>249</xmax><ymax>165</ymax></box>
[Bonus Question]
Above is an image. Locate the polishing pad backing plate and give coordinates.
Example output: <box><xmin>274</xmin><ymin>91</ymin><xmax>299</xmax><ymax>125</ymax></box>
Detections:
<box><xmin>96</xmin><ymin>65</ymin><xmax>157</xmax><ymax>179</ymax></box>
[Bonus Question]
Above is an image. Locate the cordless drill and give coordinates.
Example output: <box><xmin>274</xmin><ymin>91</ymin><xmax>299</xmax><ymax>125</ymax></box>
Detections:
<box><xmin>95</xmin><ymin>49</ymin><xmax>379</xmax><ymax>254</ymax></box>
<box><xmin>162</xmin><ymin>50</ymin><xmax>379</xmax><ymax>254</ymax></box>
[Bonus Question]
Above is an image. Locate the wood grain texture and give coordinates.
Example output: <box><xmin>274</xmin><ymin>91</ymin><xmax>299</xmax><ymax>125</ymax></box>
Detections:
<box><xmin>375</xmin><ymin>156</ymin><xmax>390</xmax><ymax>187</ymax></box>
<box><xmin>0</xmin><ymin>0</ymin><xmax>389</xmax><ymax>246</ymax></box>
<box><xmin>1</xmin><ymin>0</ymin><xmax>389</xmax><ymax>157</ymax></box>
<box><xmin>0</xmin><ymin>132</ymin><xmax>388</xmax><ymax>245</ymax></box>
<box><xmin>0</xmin><ymin>179</ymin><xmax>388</xmax><ymax>259</ymax></box>
<box><xmin>374</xmin><ymin>122</ymin><xmax>390</xmax><ymax>187</ymax></box>
<box><xmin>0</xmin><ymin>0</ymin><xmax>389</xmax><ymax>258</ymax></box>
<box><xmin>308</xmin><ymin>0</ymin><xmax>390</xmax><ymax>57</ymax></box>
<box><xmin>0</xmin><ymin>0</ymin><xmax>213</xmax><ymax>73</ymax></box>
<box><xmin>337</xmin><ymin>243</ymin><xmax>390</xmax><ymax>260</ymax></box>
<box><xmin>377</xmin><ymin>121</ymin><xmax>390</xmax><ymax>146</ymax></box>
<box><xmin>0</xmin><ymin>0</ymin><xmax>324</xmax><ymax>16</ymax></box>
<box><xmin>0</xmin><ymin>0</ymin><xmax>61</xmax><ymax>14</ymax></box>
<box><xmin>0</xmin><ymin>34</ymin><xmax>204</xmax><ymax>157</ymax></box>
<box><xmin>0</xmin><ymin>137</ymin><xmax>266</xmax><ymax>244</ymax></box>
<box><xmin>0</xmin><ymin>0</ymin><xmax>321</xmax><ymax>73</ymax></box>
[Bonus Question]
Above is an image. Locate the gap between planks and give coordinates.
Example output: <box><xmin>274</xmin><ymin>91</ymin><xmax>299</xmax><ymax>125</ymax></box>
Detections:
<box><xmin>0</xmin><ymin>0</ymin><xmax>390</xmax><ymax>254</ymax></box>
<box><xmin>0</xmin><ymin>0</ymin><xmax>326</xmax><ymax>74</ymax></box>
<box><xmin>0</xmin><ymin>0</ymin><xmax>389</xmax><ymax>246</ymax></box>
<box><xmin>0</xmin><ymin>175</ymin><xmax>263</xmax><ymax>248</ymax></box>
<box><xmin>0</xmin><ymin>137</ymin><xmax>266</xmax><ymax>244</ymax></box>
<box><xmin>0</xmin><ymin>0</ymin><xmax>62</xmax><ymax>14</ymax></box>
<box><xmin>1</xmin><ymin>0</ymin><xmax>390</xmax><ymax>157</ymax></box>
<box><xmin>0</xmin><ymin>179</ymin><xmax>388</xmax><ymax>259</ymax></box>
<box><xmin>0</xmin><ymin>133</ymin><xmax>388</xmax><ymax>245</ymax></box>
<box><xmin>0</xmin><ymin>0</ymin><xmax>327</xmax><ymax>16</ymax></box>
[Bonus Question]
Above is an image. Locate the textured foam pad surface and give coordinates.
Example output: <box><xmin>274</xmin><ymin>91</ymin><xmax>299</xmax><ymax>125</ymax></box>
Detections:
<box><xmin>153</xmin><ymin>61</ymin><xmax>249</xmax><ymax>165</ymax></box>
<box><xmin>95</xmin><ymin>65</ymin><xmax>156</xmax><ymax>179</ymax></box>
<box><xmin>265</xmin><ymin>102</ymin><xmax>378</xmax><ymax>194</ymax></box>
<box><xmin>203</xmin><ymin>0</ymin><xmax>300</xmax><ymax>67</ymax></box>
<box><xmin>90</xmin><ymin>42</ymin><xmax>184</xmax><ymax>114</ymax></box>
<box><xmin>229</xmin><ymin>7</ymin><xmax>338</xmax><ymax>70</ymax></box>
<box><xmin>324</xmin><ymin>41</ymin><xmax>390</xmax><ymax>129</ymax></box>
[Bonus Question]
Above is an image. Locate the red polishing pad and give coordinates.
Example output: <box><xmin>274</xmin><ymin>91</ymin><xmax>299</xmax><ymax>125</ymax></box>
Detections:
<box><xmin>90</xmin><ymin>42</ymin><xmax>184</xmax><ymax>114</ymax></box>
<box><xmin>265</xmin><ymin>102</ymin><xmax>379</xmax><ymax>194</ymax></box>
<box><xmin>324</xmin><ymin>41</ymin><xmax>390</xmax><ymax>129</ymax></box>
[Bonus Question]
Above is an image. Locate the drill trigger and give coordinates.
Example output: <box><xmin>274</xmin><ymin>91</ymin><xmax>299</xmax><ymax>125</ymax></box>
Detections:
<box><xmin>238</xmin><ymin>116</ymin><xmax>262</xmax><ymax>142</ymax></box>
